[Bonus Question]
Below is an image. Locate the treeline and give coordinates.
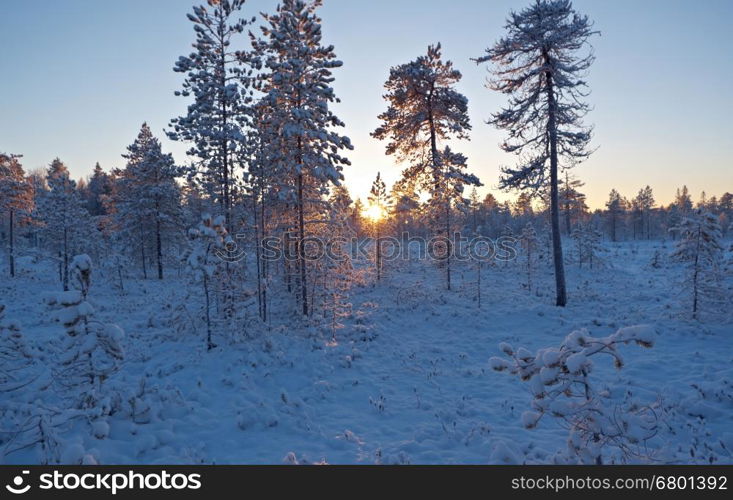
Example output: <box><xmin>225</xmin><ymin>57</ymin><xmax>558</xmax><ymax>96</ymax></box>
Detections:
<box><xmin>1</xmin><ymin>0</ymin><xmax>731</xmax><ymax>322</ymax></box>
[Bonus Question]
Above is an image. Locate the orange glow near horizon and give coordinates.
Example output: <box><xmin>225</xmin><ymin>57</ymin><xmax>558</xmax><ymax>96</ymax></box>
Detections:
<box><xmin>362</xmin><ymin>203</ymin><xmax>387</xmax><ymax>222</ymax></box>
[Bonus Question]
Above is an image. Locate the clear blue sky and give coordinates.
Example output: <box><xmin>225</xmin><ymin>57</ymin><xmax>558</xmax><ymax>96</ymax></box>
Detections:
<box><xmin>2</xmin><ymin>0</ymin><xmax>731</xmax><ymax>209</ymax></box>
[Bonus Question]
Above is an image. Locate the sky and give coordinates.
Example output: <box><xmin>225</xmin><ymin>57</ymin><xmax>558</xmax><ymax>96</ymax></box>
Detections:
<box><xmin>2</xmin><ymin>0</ymin><xmax>731</xmax><ymax>209</ymax></box>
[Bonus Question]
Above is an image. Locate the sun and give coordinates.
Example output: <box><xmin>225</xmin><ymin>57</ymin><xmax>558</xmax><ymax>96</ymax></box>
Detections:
<box><xmin>363</xmin><ymin>203</ymin><xmax>386</xmax><ymax>222</ymax></box>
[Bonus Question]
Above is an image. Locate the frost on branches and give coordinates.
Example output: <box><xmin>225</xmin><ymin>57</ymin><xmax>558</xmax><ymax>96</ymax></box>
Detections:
<box><xmin>489</xmin><ymin>325</ymin><xmax>659</xmax><ymax>464</ymax></box>
<box><xmin>45</xmin><ymin>255</ymin><xmax>125</xmax><ymax>408</ymax></box>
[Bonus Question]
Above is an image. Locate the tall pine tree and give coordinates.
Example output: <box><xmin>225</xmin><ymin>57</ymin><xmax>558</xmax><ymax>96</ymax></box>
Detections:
<box><xmin>475</xmin><ymin>0</ymin><xmax>597</xmax><ymax>306</ymax></box>
<box><xmin>372</xmin><ymin>43</ymin><xmax>480</xmax><ymax>290</ymax></box>
<box><xmin>254</xmin><ymin>0</ymin><xmax>352</xmax><ymax>315</ymax></box>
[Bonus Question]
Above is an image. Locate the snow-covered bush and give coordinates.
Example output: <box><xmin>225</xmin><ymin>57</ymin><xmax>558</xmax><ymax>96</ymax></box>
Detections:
<box><xmin>184</xmin><ymin>214</ymin><xmax>233</xmax><ymax>350</ymax></box>
<box><xmin>45</xmin><ymin>254</ymin><xmax>124</xmax><ymax>408</ymax></box>
<box><xmin>489</xmin><ymin>325</ymin><xmax>658</xmax><ymax>464</ymax></box>
<box><xmin>0</xmin><ymin>304</ymin><xmax>38</xmax><ymax>393</ymax></box>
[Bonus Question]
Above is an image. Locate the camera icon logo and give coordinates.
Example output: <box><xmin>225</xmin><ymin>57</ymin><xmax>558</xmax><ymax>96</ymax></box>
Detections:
<box><xmin>6</xmin><ymin>471</ymin><xmax>31</xmax><ymax>494</ymax></box>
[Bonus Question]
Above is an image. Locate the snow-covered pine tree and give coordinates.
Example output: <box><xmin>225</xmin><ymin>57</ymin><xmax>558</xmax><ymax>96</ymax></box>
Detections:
<box><xmin>605</xmin><ymin>189</ymin><xmax>626</xmax><ymax>242</ymax></box>
<box><xmin>637</xmin><ymin>186</ymin><xmax>656</xmax><ymax>239</ymax></box>
<box><xmin>389</xmin><ymin>178</ymin><xmax>421</xmax><ymax>239</ymax></box>
<box><xmin>671</xmin><ymin>209</ymin><xmax>724</xmax><ymax>319</ymax></box>
<box><xmin>254</xmin><ymin>0</ymin><xmax>352</xmax><ymax>315</ymax></box>
<box><xmin>368</xmin><ymin>172</ymin><xmax>389</xmax><ymax>281</ymax></box>
<box><xmin>168</xmin><ymin>0</ymin><xmax>255</xmax><ymax>230</ymax></box>
<box><xmin>372</xmin><ymin>43</ymin><xmax>480</xmax><ymax>290</ymax></box>
<box><xmin>474</xmin><ymin>0</ymin><xmax>597</xmax><ymax>306</ymax></box>
<box><xmin>83</xmin><ymin>163</ymin><xmax>113</xmax><ymax>217</ymax></box>
<box><xmin>520</xmin><ymin>222</ymin><xmax>539</xmax><ymax>292</ymax></box>
<box><xmin>115</xmin><ymin>123</ymin><xmax>183</xmax><ymax>280</ymax></box>
<box><xmin>36</xmin><ymin>159</ymin><xmax>93</xmax><ymax>291</ymax></box>
<box><xmin>490</xmin><ymin>325</ymin><xmax>658</xmax><ymax>464</ymax></box>
<box><xmin>318</xmin><ymin>185</ymin><xmax>355</xmax><ymax>341</ymax></box>
<box><xmin>45</xmin><ymin>255</ymin><xmax>124</xmax><ymax>408</ymax></box>
<box><xmin>558</xmin><ymin>171</ymin><xmax>587</xmax><ymax>234</ymax></box>
<box><xmin>500</xmin><ymin>224</ymin><xmax>515</xmax><ymax>268</ymax></box>
<box><xmin>0</xmin><ymin>153</ymin><xmax>33</xmax><ymax>277</ymax></box>
<box><xmin>185</xmin><ymin>215</ymin><xmax>233</xmax><ymax>349</ymax></box>
<box><xmin>571</xmin><ymin>221</ymin><xmax>603</xmax><ymax>269</ymax></box>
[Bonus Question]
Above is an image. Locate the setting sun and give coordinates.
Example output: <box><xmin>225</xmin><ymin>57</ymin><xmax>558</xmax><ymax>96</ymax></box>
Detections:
<box><xmin>362</xmin><ymin>203</ymin><xmax>387</xmax><ymax>222</ymax></box>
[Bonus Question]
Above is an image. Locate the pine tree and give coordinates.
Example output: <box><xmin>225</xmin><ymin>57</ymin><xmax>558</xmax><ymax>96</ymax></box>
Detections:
<box><xmin>474</xmin><ymin>0</ymin><xmax>597</xmax><ymax>307</ymax></box>
<box><xmin>168</xmin><ymin>0</ymin><xmax>256</xmax><ymax>230</ymax></box>
<box><xmin>372</xmin><ymin>43</ymin><xmax>480</xmax><ymax>290</ymax></box>
<box><xmin>389</xmin><ymin>179</ymin><xmax>421</xmax><ymax>238</ymax></box>
<box><xmin>319</xmin><ymin>185</ymin><xmax>355</xmax><ymax>340</ymax></box>
<box><xmin>558</xmin><ymin>171</ymin><xmax>587</xmax><ymax>234</ymax></box>
<box><xmin>36</xmin><ymin>159</ymin><xmax>93</xmax><ymax>291</ymax></box>
<box><xmin>571</xmin><ymin>221</ymin><xmax>603</xmax><ymax>269</ymax></box>
<box><xmin>605</xmin><ymin>189</ymin><xmax>626</xmax><ymax>242</ymax></box>
<box><xmin>368</xmin><ymin>172</ymin><xmax>389</xmax><ymax>281</ymax></box>
<box><xmin>83</xmin><ymin>163</ymin><xmax>113</xmax><ymax>217</ymax></box>
<box><xmin>672</xmin><ymin>209</ymin><xmax>724</xmax><ymax>319</ymax></box>
<box><xmin>0</xmin><ymin>153</ymin><xmax>33</xmax><ymax>277</ymax></box>
<box><xmin>115</xmin><ymin>124</ymin><xmax>183</xmax><ymax>280</ymax></box>
<box><xmin>254</xmin><ymin>0</ymin><xmax>352</xmax><ymax>315</ymax></box>
<box><xmin>675</xmin><ymin>185</ymin><xmax>693</xmax><ymax>214</ymax></box>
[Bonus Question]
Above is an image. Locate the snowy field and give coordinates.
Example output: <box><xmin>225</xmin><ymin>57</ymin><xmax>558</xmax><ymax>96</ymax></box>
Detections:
<box><xmin>1</xmin><ymin>239</ymin><xmax>731</xmax><ymax>465</ymax></box>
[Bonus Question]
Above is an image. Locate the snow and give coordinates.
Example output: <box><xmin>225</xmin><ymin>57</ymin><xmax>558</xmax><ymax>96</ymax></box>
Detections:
<box><xmin>565</xmin><ymin>352</ymin><xmax>587</xmax><ymax>374</ymax></box>
<box><xmin>0</xmin><ymin>240</ymin><xmax>731</xmax><ymax>464</ymax></box>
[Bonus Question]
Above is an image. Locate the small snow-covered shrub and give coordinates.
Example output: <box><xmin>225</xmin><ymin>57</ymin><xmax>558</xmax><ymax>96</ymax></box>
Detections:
<box><xmin>0</xmin><ymin>304</ymin><xmax>39</xmax><ymax>393</ymax></box>
<box><xmin>45</xmin><ymin>255</ymin><xmax>125</xmax><ymax>408</ymax></box>
<box><xmin>183</xmin><ymin>214</ymin><xmax>232</xmax><ymax>350</ymax></box>
<box><xmin>490</xmin><ymin>325</ymin><xmax>658</xmax><ymax>464</ymax></box>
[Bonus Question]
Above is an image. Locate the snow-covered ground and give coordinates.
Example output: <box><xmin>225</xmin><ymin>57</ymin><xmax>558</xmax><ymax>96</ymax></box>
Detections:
<box><xmin>1</xmin><ymin>240</ymin><xmax>731</xmax><ymax>464</ymax></box>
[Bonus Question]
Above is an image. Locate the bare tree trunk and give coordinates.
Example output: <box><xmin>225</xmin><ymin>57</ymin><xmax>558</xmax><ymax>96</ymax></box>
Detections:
<box><xmin>545</xmin><ymin>56</ymin><xmax>568</xmax><ymax>307</ymax></box>
<box><xmin>427</xmin><ymin>82</ymin><xmax>451</xmax><ymax>291</ymax></box>
<box><xmin>692</xmin><ymin>226</ymin><xmax>701</xmax><ymax>319</ymax></box>
<box><xmin>63</xmin><ymin>226</ymin><xmax>69</xmax><ymax>291</ymax></box>
<box><xmin>8</xmin><ymin>209</ymin><xmax>15</xmax><ymax>277</ymax></box>
<box><xmin>204</xmin><ymin>273</ymin><xmax>213</xmax><ymax>350</ymax></box>
<box><xmin>155</xmin><ymin>211</ymin><xmax>163</xmax><ymax>280</ymax></box>
<box><xmin>253</xmin><ymin>188</ymin><xmax>264</xmax><ymax>321</ymax></box>
<box><xmin>376</xmin><ymin>220</ymin><xmax>381</xmax><ymax>281</ymax></box>
<box><xmin>527</xmin><ymin>244</ymin><xmax>532</xmax><ymax>292</ymax></box>
<box><xmin>139</xmin><ymin>223</ymin><xmax>147</xmax><ymax>280</ymax></box>
<box><xmin>477</xmin><ymin>260</ymin><xmax>482</xmax><ymax>309</ymax></box>
<box><xmin>445</xmin><ymin>200</ymin><xmax>451</xmax><ymax>290</ymax></box>
<box><xmin>261</xmin><ymin>193</ymin><xmax>268</xmax><ymax>322</ymax></box>
<box><xmin>297</xmin><ymin>172</ymin><xmax>308</xmax><ymax>316</ymax></box>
